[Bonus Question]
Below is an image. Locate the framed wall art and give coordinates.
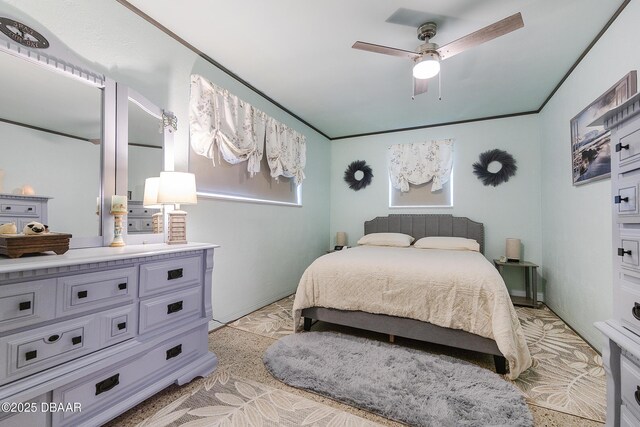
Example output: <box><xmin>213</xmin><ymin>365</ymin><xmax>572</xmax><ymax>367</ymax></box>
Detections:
<box><xmin>570</xmin><ymin>70</ymin><xmax>637</xmax><ymax>185</ymax></box>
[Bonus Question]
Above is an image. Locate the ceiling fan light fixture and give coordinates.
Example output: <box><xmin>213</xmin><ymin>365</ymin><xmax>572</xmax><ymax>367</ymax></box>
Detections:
<box><xmin>413</xmin><ymin>52</ymin><xmax>440</xmax><ymax>79</ymax></box>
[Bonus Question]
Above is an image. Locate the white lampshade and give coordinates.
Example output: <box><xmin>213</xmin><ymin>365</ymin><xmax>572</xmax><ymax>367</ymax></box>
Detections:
<box><xmin>413</xmin><ymin>52</ymin><xmax>441</xmax><ymax>79</ymax></box>
<box><xmin>157</xmin><ymin>172</ymin><xmax>197</xmax><ymax>205</ymax></box>
<box><xmin>143</xmin><ymin>177</ymin><xmax>161</xmax><ymax>208</ymax></box>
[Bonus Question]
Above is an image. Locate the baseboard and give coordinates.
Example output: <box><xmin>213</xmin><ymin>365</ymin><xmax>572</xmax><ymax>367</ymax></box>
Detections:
<box><xmin>509</xmin><ymin>289</ymin><xmax>544</xmax><ymax>302</ymax></box>
<box><xmin>212</xmin><ymin>289</ymin><xmax>295</xmax><ymax>324</ymax></box>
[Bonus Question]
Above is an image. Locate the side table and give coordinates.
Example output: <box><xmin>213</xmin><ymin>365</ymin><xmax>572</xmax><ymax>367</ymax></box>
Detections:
<box><xmin>493</xmin><ymin>259</ymin><xmax>539</xmax><ymax>308</ymax></box>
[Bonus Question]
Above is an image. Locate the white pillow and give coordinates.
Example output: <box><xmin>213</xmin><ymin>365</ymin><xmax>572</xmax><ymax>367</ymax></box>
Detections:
<box><xmin>357</xmin><ymin>233</ymin><xmax>414</xmax><ymax>247</ymax></box>
<box><xmin>414</xmin><ymin>236</ymin><xmax>480</xmax><ymax>252</ymax></box>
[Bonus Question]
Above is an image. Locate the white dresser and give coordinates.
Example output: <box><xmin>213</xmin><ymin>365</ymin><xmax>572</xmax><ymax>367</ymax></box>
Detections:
<box><xmin>596</xmin><ymin>92</ymin><xmax>640</xmax><ymax>426</ymax></box>
<box><xmin>0</xmin><ymin>243</ymin><xmax>218</xmax><ymax>427</ymax></box>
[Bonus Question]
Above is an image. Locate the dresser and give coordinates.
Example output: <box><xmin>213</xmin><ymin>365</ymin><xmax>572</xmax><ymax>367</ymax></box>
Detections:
<box><xmin>0</xmin><ymin>194</ymin><xmax>50</xmax><ymax>231</ymax></box>
<box><xmin>0</xmin><ymin>243</ymin><xmax>218</xmax><ymax>427</ymax></box>
<box><xmin>595</xmin><ymin>92</ymin><xmax>640</xmax><ymax>426</ymax></box>
<box><xmin>126</xmin><ymin>201</ymin><xmax>159</xmax><ymax>234</ymax></box>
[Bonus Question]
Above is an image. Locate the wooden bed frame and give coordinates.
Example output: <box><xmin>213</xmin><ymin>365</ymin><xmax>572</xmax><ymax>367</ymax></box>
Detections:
<box><xmin>301</xmin><ymin>214</ymin><xmax>507</xmax><ymax>374</ymax></box>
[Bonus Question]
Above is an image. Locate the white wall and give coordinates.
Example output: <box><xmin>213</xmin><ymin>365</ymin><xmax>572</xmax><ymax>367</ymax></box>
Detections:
<box><xmin>0</xmin><ymin>122</ymin><xmax>101</xmax><ymax>237</ymax></box>
<box><xmin>330</xmin><ymin>115</ymin><xmax>543</xmax><ymax>295</ymax></box>
<box><xmin>538</xmin><ymin>1</ymin><xmax>640</xmax><ymax>348</ymax></box>
<box><xmin>3</xmin><ymin>0</ymin><xmax>331</xmax><ymax>322</ymax></box>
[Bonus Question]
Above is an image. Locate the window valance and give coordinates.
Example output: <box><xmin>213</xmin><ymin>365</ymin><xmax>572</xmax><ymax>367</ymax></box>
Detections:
<box><xmin>189</xmin><ymin>74</ymin><xmax>305</xmax><ymax>184</ymax></box>
<box><xmin>388</xmin><ymin>139</ymin><xmax>453</xmax><ymax>193</ymax></box>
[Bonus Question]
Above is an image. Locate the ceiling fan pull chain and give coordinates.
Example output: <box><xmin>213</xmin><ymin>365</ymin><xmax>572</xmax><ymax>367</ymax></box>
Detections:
<box><xmin>438</xmin><ymin>71</ymin><xmax>442</xmax><ymax>101</ymax></box>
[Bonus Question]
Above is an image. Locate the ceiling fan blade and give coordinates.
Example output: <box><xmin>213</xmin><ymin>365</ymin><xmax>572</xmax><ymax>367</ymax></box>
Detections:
<box><xmin>352</xmin><ymin>41</ymin><xmax>420</xmax><ymax>60</ymax></box>
<box><xmin>413</xmin><ymin>77</ymin><xmax>429</xmax><ymax>98</ymax></box>
<box><xmin>436</xmin><ymin>12</ymin><xmax>524</xmax><ymax>60</ymax></box>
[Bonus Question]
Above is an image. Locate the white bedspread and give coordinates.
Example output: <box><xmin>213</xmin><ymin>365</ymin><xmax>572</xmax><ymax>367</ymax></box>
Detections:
<box><xmin>293</xmin><ymin>246</ymin><xmax>532</xmax><ymax>379</ymax></box>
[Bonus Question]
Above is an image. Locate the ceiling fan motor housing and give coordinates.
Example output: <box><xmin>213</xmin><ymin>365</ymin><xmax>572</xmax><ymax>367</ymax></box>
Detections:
<box><xmin>417</xmin><ymin>22</ymin><xmax>437</xmax><ymax>41</ymax></box>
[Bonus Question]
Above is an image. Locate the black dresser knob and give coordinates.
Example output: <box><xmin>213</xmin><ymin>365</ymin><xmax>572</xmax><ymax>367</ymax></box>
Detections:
<box><xmin>618</xmin><ymin>248</ymin><xmax>632</xmax><ymax>257</ymax></box>
<box><xmin>19</xmin><ymin>301</ymin><xmax>31</xmax><ymax>311</ymax></box>
<box><xmin>95</xmin><ymin>374</ymin><xmax>119</xmax><ymax>396</ymax></box>
<box><xmin>25</xmin><ymin>350</ymin><xmax>37</xmax><ymax>361</ymax></box>
<box><xmin>72</xmin><ymin>336</ymin><xmax>82</xmax><ymax>345</ymax></box>
<box><xmin>615</xmin><ymin>195</ymin><xmax>630</xmax><ymax>204</ymax></box>
<box><xmin>616</xmin><ymin>142</ymin><xmax>630</xmax><ymax>152</ymax></box>
<box><xmin>77</xmin><ymin>290</ymin><xmax>88</xmax><ymax>299</ymax></box>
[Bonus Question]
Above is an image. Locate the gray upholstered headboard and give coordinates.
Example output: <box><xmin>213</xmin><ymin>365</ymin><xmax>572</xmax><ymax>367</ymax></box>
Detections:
<box><xmin>364</xmin><ymin>214</ymin><xmax>485</xmax><ymax>254</ymax></box>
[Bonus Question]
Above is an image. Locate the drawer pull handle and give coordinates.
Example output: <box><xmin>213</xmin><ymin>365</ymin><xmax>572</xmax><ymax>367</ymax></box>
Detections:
<box><xmin>95</xmin><ymin>373</ymin><xmax>119</xmax><ymax>396</ymax></box>
<box><xmin>616</xmin><ymin>142</ymin><xmax>630</xmax><ymax>152</ymax></box>
<box><xmin>25</xmin><ymin>350</ymin><xmax>37</xmax><ymax>361</ymax></box>
<box><xmin>117</xmin><ymin>322</ymin><xmax>126</xmax><ymax>330</ymax></box>
<box><xmin>72</xmin><ymin>336</ymin><xmax>82</xmax><ymax>345</ymax></box>
<box><xmin>48</xmin><ymin>334</ymin><xmax>60</xmax><ymax>342</ymax></box>
<box><xmin>4</xmin><ymin>207</ymin><xmax>10</xmax><ymax>210</ymax></box>
<box><xmin>618</xmin><ymin>248</ymin><xmax>631</xmax><ymax>256</ymax></box>
<box><xmin>77</xmin><ymin>290</ymin><xmax>88</xmax><ymax>299</ymax></box>
<box><xmin>19</xmin><ymin>301</ymin><xmax>31</xmax><ymax>311</ymax></box>
<box><xmin>636</xmin><ymin>386</ymin><xmax>640</xmax><ymax>406</ymax></box>
<box><xmin>167</xmin><ymin>268</ymin><xmax>184</xmax><ymax>280</ymax></box>
<box><xmin>633</xmin><ymin>303</ymin><xmax>640</xmax><ymax>321</ymax></box>
<box><xmin>166</xmin><ymin>344</ymin><xmax>182</xmax><ymax>360</ymax></box>
<box><xmin>118</xmin><ymin>282</ymin><xmax>127</xmax><ymax>290</ymax></box>
<box><xmin>615</xmin><ymin>195</ymin><xmax>630</xmax><ymax>204</ymax></box>
<box><xmin>27</xmin><ymin>207</ymin><xmax>33</xmax><ymax>211</ymax></box>
<box><xmin>618</xmin><ymin>248</ymin><xmax>632</xmax><ymax>257</ymax></box>
<box><xmin>167</xmin><ymin>301</ymin><xmax>183</xmax><ymax>314</ymax></box>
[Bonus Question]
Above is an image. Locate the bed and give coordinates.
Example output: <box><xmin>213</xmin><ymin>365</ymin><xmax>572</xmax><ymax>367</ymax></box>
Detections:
<box><xmin>294</xmin><ymin>214</ymin><xmax>532</xmax><ymax>379</ymax></box>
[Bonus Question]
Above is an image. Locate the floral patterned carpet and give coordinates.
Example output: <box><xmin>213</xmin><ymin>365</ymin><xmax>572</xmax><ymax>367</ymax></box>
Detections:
<box><xmin>230</xmin><ymin>295</ymin><xmax>606</xmax><ymax>423</ymax></box>
<box><xmin>137</xmin><ymin>369</ymin><xmax>381</xmax><ymax>427</ymax></box>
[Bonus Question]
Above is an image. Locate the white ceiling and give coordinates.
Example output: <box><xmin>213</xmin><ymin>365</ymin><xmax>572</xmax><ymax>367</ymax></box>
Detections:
<box><xmin>126</xmin><ymin>0</ymin><xmax>626</xmax><ymax>139</ymax></box>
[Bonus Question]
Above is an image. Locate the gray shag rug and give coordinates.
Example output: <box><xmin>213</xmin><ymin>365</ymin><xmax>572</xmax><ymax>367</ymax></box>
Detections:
<box><xmin>264</xmin><ymin>332</ymin><xmax>533</xmax><ymax>427</ymax></box>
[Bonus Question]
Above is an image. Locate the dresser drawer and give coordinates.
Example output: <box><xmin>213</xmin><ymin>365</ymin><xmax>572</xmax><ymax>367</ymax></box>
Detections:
<box><xmin>0</xmin><ymin>217</ymin><xmax>37</xmax><ymax>231</ymax></box>
<box><xmin>101</xmin><ymin>304</ymin><xmax>137</xmax><ymax>347</ymax></box>
<box><xmin>618</xmin><ymin>236</ymin><xmax>640</xmax><ymax>272</ymax></box>
<box><xmin>616</xmin><ymin>175</ymin><xmax>640</xmax><ymax>223</ymax></box>
<box><xmin>0</xmin><ymin>202</ymin><xmax>39</xmax><ymax>217</ymax></box>
<box><xmin>139</xmin><ymin>286</ymin><xmax>202</xmax><ymax>334</ymax></box>
<box><xmin>619</xmin><ymin>277</ymin><xmax>640</xmax><ymax>337</ymax></box>
<box><xmin>621</xmin><ymin>355</ymin><xmax>640</xmax><ymax>420</ymax></box>
<box><xmin>0</xmin><ymin>305</ymin><xmax>136</xmax><ymax>385</ymax></box>
<box><xmin>139</xmin><ymin>255</ymin><xmax>201</xmax><ymax>297</ymax></box>
<box><xmin>0</xmin><ymin>279</ymin><xmax>56</xmax><ymax>334</ymax></box>
<box><xmin>51</xmin><ymin>326</ymin><xmax>205</xmax><ymax>426</ymax></box>
<box><xmin>57</xmin><ymin>267</ymin><xmax>136</xmax><ymax>316</ymax></box>
<box><xmin>126</xmin><ymin>218</ymin><xmax>152</xmax><ymax>233</ymax></box>
<box><xmin>617</xmin><ymin>125</ymin><xmax>640</xmax><ymax>174</ymax></box>
<box><xmin>128</xmin><ymin>206</ymin><xmax>154</xmax><ymax>217</ymax></box>
<box><xmin>622</xmin><ymin>404</ymin><xmax>640</xmax><ymax>427</ymax></box>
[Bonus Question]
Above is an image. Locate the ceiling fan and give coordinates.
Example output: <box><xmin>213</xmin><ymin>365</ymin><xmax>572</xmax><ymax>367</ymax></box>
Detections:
<box><xmin>352</xmin><ymin>12</ymin><xmax>524</xmax><ymax>98</ymax></box>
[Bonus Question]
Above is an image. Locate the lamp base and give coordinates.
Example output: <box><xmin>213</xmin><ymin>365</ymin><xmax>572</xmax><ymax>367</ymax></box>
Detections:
<box><xmin>152</xmin><ymin>212</ymin><xmax>163</xmax><ymax>234</ymax></box>
<box><xmin>167</xmin><ymin>210</ymin><xmax>187</xmax><ymax>244</ymax></box>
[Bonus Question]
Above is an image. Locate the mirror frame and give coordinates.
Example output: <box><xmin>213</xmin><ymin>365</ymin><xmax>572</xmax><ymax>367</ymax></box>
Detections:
<box><xmin>115</xmin><ymin>84</ymin><xmax>175</xmax><ymax>245</ymax></box>
<box><xmin>0</xmin><ymin>39</ymin><xmax>116</xmax><ymax>249</ymax></box>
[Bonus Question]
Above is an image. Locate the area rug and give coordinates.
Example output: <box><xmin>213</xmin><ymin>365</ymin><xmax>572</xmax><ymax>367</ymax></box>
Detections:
<box><xmin>264</xmin><ymin>332</ymin><xmax>533</xmax><ymax>427</ymax></box>
<box><xmin>135</xmin><ymin>369</ymin><xmax>381</xmax><ymax>427</ymax></box>
<box><xmin>232</xmin><ymin>295</ymin><xmax>606</xmax><ymax>423</ymax></box>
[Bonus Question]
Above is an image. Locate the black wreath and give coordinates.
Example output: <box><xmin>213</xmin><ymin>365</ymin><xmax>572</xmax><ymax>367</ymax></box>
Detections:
<box><xmin>472</xmin><ymin>149</ymin><xmax>517</xmax><ymax>187</ymax></box>
<box><xmin>344</xmin><ymin>160</ymin><xmax>373</xmax><ymax>191</ymax></box>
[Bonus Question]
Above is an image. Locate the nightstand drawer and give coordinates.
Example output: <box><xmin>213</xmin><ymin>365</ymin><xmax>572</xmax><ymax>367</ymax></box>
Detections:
<box><xmin>616</xmin><ymin>175</ymin><xmax>640</xmax><ymax>223</ymax></box>
<box><xmin>138</xmin><ymin>286</ymin><xmax>202</xmax><ymax>334</ymax></box>
<box><xmin>0</xmin><ymin>279</ymin><xmax>56</xmax><ymax>333</ymax></box>
<box><xmin>618</xmin><ymin>236</ymin><xmax>640</xmax><ymax>272</ymax></box>
<box><xmin>57</xmin><ymin>267</ymin><xmax>136</xmax><ymax>316</ymax></box>
<box><xmin>139</xmin><ymin>255</ymin><xmax>201</xmax><ymax>297</ymax></box>
<box><xmin>52</xmin><ymin>326</ymin><xmax>205</xmax><ymax>426</ymax></box>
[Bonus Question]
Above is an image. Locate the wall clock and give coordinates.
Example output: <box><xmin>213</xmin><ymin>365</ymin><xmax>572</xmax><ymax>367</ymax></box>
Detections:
<box><xmin>344</xmin><ymin>160</ymin><xmax>373</xmax><ymax>191</ymax></box>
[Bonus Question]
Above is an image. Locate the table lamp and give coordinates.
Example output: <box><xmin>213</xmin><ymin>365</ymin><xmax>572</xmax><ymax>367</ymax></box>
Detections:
<box><xmin>157</xmin><ymin>172</ymin><xmax>197</xmax><ymax>244</ymax></box>
<box><xmin>143</xmin><ymin>177</ymin><xmax>163</xmax><ymax>234</ymax></box>
<box><xmin>110</xmin><ymin>195</ymin><xmax>127</xmax><ymax>247</ymax></box>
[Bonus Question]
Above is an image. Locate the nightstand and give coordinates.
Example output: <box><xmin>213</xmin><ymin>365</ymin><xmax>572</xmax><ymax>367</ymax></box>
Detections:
<box><xmin>493</xmin><ymin>259</ymin><xmax>539</xmax><ymax>308</ymax></box>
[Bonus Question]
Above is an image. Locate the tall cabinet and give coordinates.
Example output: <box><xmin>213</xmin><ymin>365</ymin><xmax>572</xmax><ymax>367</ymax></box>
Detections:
<box><xmin>596</xmin><ymin>92</ymin><xmax>640</xmax><ymax>427</ymax></box>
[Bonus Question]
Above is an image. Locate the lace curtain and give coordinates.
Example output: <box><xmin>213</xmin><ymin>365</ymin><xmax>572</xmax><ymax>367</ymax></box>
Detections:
<box><xmin>388</xmin><ymin>139</ymin><xmax>454</xmax><ymax>193</ymax></box>
<box><xmin>266</xmin><ymin>118</ymin><xmax>306</xmax><ymax>185</ymax></box>
<box><xmin>189</xmin><ymin>75</ymin><xmax>305</xmax><ymax>183</ymax></box>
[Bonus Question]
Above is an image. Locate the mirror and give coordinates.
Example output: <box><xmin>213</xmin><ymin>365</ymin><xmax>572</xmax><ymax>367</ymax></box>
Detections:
<box><xmin>0</xmin><ymin>48</ymin><xmax>107</xmax><ymax>247</ymax></box>
<box><xmin>117</xmin><ymin>86</ymin><xmax>173</xmax><ymax>241</ymax></box>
